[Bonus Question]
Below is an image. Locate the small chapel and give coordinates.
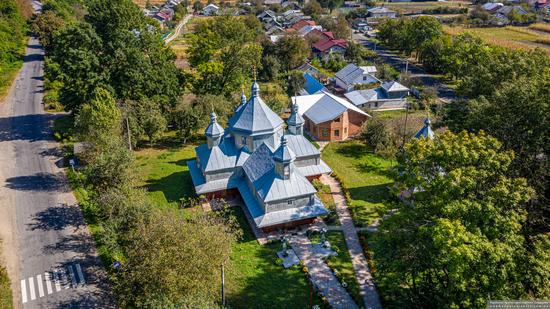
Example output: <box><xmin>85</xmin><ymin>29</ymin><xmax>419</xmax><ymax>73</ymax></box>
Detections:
<box><xmin>187</xmin><ymin>80</ymin><xmax>332</xmax><ymax>232</ymax></box>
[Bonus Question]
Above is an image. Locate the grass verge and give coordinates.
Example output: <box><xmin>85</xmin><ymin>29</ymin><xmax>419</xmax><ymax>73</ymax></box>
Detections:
<box><xmin>0</xmin><ymin>261</ymin><xmax>13</xmax><ymax>309</ymax></box>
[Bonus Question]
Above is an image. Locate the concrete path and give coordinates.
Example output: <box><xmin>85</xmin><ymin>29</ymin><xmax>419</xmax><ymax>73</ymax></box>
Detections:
<box><xmin>321</xmin><ymin>174</ymin><xmax>382</xmax><ymax>309</ymax></box>
<box><xmin>164</xmin><ymin>13</ymin><xmax>192</xmax><ymax>44</ymax></box>
<box><xmin>290</xmin><ymin>234</ymin><xmax>358</xmax><ymax>309</ymax></box>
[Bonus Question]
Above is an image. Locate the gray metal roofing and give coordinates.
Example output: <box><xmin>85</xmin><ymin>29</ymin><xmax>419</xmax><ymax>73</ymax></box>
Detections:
<box><xmin>299</xmin><ymin>91</ymin><xmax>369</xmax><ymax>124</ymax></box>
<box><xmin>335</xmin><ymin>63</ymin><xmax>363</xmax><ymax>85</ymax></box>
<box><xmin>242</xmin><ymin>143</ymin><xmax>275</xmax><ymax>183</ymax></box>
<box><xmin>255</xmin><ymin>169</ymin><xmax>316</xmax><ymax>202</ymax></box>
<box><xmin>415</xmin><ymin>119</ymin><xmax>435</xmax><ymax>139</ymax></box>
<box><xmin>229</xmin><ymin>95</ymin><xmax>285</xmax><ymax>134</ymax></box>
<box><xmin>187</xmin><ymin>159</ymin><xmax>240</xmax><ymax>194</ymax></box>
<box><xmin>286</xmin><ymin>134</ymin><xmax>319</xmax><ymax>157</ymax></box>
<box><xmin>195</xmin><ymin>137</ymin><xmax>238</xmax><ymax>172</ymax></box>
<box><xmin>381</xmin><ymin>80</ymin><xmax>409</xmax><ymax>92</ymax></box>
<box><xmin>273</xmin><ymin>137</ymin><xmax>296</xmax><ymax>162</ymax></box>
<box><xmin>345</xmin><ymin>88</ymin><xmax>385</xmax><ymax>105</ymax></box>
<box><xmin>296</xmin><ymin>160</ymin><xmax>332</xmax><ymax>177</ymax></box>
<box><xmin>205</xmin><ymin>119</ymin><xmax>224</xmax><ymax>137</ymax></box>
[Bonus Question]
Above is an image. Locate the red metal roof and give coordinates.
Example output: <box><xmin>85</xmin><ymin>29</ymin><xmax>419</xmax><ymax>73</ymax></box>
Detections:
<box><xmin>291</xmin><ymin>19</ymin><xmax>316</xmax><ymax>30</ymax></box>
<box><xmin>312</xmin><ymin>39</ymin><xmax>348</xmax><ymax>52</ymax></box>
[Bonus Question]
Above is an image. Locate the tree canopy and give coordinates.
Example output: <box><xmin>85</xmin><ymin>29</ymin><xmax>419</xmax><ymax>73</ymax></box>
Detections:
<box><xmin>374</xmin><ymin>131</ymin><xmax>535</xmax><ymax>308</ymax></box>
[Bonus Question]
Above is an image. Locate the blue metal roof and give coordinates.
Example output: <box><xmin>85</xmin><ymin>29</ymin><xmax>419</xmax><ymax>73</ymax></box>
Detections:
<box><xmin>303</xmin><ymin>73</ymin><xmax>325</xmax><ymax>95</ymax></box>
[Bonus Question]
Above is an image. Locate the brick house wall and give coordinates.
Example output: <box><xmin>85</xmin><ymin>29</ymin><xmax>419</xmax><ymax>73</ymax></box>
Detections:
<box><xmin>304</xmin><ymin>110</ymin><xmax>367</xmax><ymax>141</ymax></box>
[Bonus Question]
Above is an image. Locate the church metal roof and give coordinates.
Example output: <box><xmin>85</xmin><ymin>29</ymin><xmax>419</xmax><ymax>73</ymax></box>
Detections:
<box><xmin>229</xmin><ymin>84</ymin><xmax>284</xmax><ymax>134</ymax></box>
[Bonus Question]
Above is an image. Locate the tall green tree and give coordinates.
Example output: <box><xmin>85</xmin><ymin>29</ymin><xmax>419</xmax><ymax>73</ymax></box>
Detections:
<box><xmin>274</xmin><ymin>34</ymin><xmax>309</xmax><ymax>70</ymax></box>
<box><xmin>118</xmin><ymin>208</ymin><xmax>239</xmax><ymax>307</ymax></box>
<box><xmin>75</xmin><ymin>88</ymin><xmax>121</xmax><ymax>146</ymax></box>
<box><xmin>444</xmin><ymin>77</ymin><xmax>549</xmax><ymax>235</ymax></box>
<box><xmin>374</xmin><ymin>131</ymin><xmax>533</xmax><ymax>308</ymax></box>
<box><xmin>188</xmin><ymin>16</ymin><xmax>263</xmax><ymax>95</ymax></box>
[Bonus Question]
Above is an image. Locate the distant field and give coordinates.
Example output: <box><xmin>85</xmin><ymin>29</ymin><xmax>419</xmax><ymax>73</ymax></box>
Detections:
<box><xmin>132</xmin><ymin>0</ymin><xmax>165</xmax><ymax>8</ymax></box>
<box><xmin>379</xmin><ymin>1</ymin><xmax>471</xmax><ymax>14</ymax></box>
<box><xmin>444</xmin><ymin>25</ymin><xmax>550</xmax><ymax>54</ymax></box>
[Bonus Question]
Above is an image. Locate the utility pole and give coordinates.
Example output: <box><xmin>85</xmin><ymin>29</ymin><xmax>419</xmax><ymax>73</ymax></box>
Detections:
<box><xmin>126</xmin><ymin>116</ymin><xmax>132</xmax><ymax>151</ymax></box>
<box><xmin>221</xmin><ymin>263</ymin><xmax>225</xmax><ymax>307</ymax></box>
<box><xmin>402</xmin><ymin>102</ymin><xmax>410</xmax><ymax>150</ymax></box>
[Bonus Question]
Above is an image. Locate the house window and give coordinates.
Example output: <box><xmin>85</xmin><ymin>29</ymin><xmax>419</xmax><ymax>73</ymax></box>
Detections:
<box><xmin>344</xmin><ymin>127</ymin><xmax>347</xmax><ymax>134</ymax></box>
<box><xmin>374</xmin><ymin>102</ymin><xmax>378</xmax><ymax>108</ymax></box>
<box><xmin>321</xmin><ymin>128</ymin><xmax>329</xmax><ymax>137</ymax></box>
<box><xmin>287</xmin><ymin>200</ymin><xmax>293</xmax><ymax>205</ymax></box>
<box><xmin>363</xmin><ymin>75</ymin><xmax>367</xmax><ymax>81</ymax></box>
<box><xmin>334</xmin><ymin>129</ymin><xmax>340</xmax><ymax>137</ymax></box>
<box><xmin>241</xmin><ymin>136</ymin><xmax>247</xmax><ymax>146</ymax></box>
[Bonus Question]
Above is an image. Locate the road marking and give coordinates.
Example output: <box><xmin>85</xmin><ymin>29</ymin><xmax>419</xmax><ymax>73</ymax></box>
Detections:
<box><xmin>36</xmin><ymin>274</ymin><xmax>44</xmax><ymax>297</ymax></box>
<box><xmin>53</xmin><ymin>270</ymin><xmax>61</xmax><ymax>292</ymax></box>
<box><xmin>28</xmin><ymin>277</ymin><xmax>36</xmax><ymax>300</ymax></box>
<box><xmin>67</xmin><ymin>265</ymin><xmax>77</xmax><ymax>288</ymax></box>
<box><xmin>21</xmin><ymin>279</ymin><xmax>27</xmax><ymax>303</ymax></box>
<box><xmin>45</xmin><ymin>272</ymin><xmax>53</xmax><ymax>294</ymax></box>
<box><xmin>75</xmin><ymin>264</ymin><xmax>86</xmax><ymax>285</ymax></box>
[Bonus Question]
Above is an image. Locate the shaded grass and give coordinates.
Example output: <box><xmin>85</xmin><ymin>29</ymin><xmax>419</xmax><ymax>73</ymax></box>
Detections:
<box><xmin>134</xmin><ymin>145</ymin><xmax>196</xmax><ymax>208</ymax></box>
<box><xmin>310</xmin><ymin>231</ymin><xmax>362</xmax><ymax>305</ymax></box>
<box><xmin>0</xmin><ymin>261</ymin><xmax>13</xmax><ymax>309</ymax></box>
<box><xmin>322</xmin><ymin>141</ymin><xmax>394</xmax><ymax>226</ymax></box>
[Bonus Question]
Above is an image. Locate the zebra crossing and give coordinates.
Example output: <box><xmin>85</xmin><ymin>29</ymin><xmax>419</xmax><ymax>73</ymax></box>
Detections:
<box><xmin>21</xmin><ymin>263</ymin><xmax>87</xmax><ymax>304</ymax></box>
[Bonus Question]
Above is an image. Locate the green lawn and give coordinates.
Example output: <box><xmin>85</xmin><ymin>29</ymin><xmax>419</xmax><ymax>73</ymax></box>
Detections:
<box><xmin>135</xmin><ymin>145</ymin><xmax>197</xmax><ymax>208</ymax></box>
<box><xmin>0</xmin><ymin>263</ymin><xmax>13</xmax><ymax>309</ymax></box>
<box><xmin>322</xmin><ymin>141</ymin><xmax>394</xmax><ymax>226</ymax></box>
<box><xmin>310</xmin><ymin>231</ymin><xmax>362</xmax><ymax>305</ymax></box>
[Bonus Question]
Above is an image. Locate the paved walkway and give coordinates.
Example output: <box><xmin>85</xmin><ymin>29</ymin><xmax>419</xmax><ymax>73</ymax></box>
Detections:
<box><xmin>320</xmin><ymin>174</ymin><xmax>382</xmax><ymax>309</ymax></box>
<box><xmin>290</xmin><ymin>235</ymin><xmax>358</xmax><ymax>309</ymax></box>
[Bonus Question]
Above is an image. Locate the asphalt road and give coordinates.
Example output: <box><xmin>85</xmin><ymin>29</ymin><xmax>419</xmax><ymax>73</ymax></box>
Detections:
<box><xmin>0</xmin><ymin>11</ymin><xmax>113</xmax><ymax>309</ymax></box>
<box><xmin>353</xmin><ymin>33</ymin><xmax>456</xmax><ymax>102</ymax></box>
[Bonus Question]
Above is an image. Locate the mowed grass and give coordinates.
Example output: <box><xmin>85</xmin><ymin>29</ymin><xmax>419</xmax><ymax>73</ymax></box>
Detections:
<box><xmin>135</xmin><ymin>145</ymin><xmax>197</xmax><ymax>208</ymax></box>
<box><xmin>322</xmin><ymin>141</ymin><xmax>394</xmax><ymax>226</ymax></box>
<box><xmin>0</xmin><ymin>262</ymin><xmax>13</xmax><ymax>309</ymax></box>
<box><xmin>443</xmin><ymin>26</ymin><xmax>550</xmax><ymax>53</ymax></box>
<box><xmin>310</xmin><ymin>231</ymin><xmax>362</xmax><ymax>305</ymax></box>
<box><xmin>135</xmin><ymin>143</ymin><xmax>321</xmax><ymax>308</ymax></box>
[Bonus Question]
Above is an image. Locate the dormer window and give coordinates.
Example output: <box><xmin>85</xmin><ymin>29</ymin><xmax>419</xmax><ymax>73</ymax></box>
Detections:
<box><xmin>241</xmin><ymin>136</ymin><xmax>247</xmax><ymax>146</ymax></box>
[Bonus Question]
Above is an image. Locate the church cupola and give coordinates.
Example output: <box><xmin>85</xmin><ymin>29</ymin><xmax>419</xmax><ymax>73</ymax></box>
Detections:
<box><xmin>273</xmin><ymin>135</ymin><xmax>296</xmax><ymax>180</ymax></box>
<box><xmin>287</xmin><ymin>102</ymin><xmax>304</xmax><ymax>135</ymax></box>
<box><xmin>251</xmin><ymin>80</ymin><xmax>260</xmax><ymax>98</ymax></box>
<box><xmin>414</xmin><ymin>117</ymin><xmax>435</xmax><ymax>140</ymax></box>
<box><xmin>205</xmin><ymin>112</ymin><xmax>224</xmax><ymax>148</ymax></box>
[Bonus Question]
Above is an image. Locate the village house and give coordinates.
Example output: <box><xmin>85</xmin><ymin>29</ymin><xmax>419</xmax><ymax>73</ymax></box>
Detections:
<box><xmin>292</xmin><ymin>91</ymin><xmax>370</xmax><ymax>141</ymax></box>
<box><xmin>334</xmin><ymin>63</ymin><xmax>379</xmax><ymax>92</ymax></box>
<box><xmin>312</xmin><ymin>39</ymin><xmax>348</xmax><ymax>59</ymax></box>
<box><xmin>187</xmin><ymin>81</ymin><xmax>332</xmax><ymax>232</ymax></box>
<box><xmin>201</xmin><ymin>3</ymin><xmax>220</xmax><ymax>16</ymax></box>
<box><xmin>304</xmin><ymin>29</ymin><xmax>334</xmax><ymax>44</ymax></box>
<box><xmin>300</xmin><ymin>73</ymin><xmax>327</xmax><ymax>95</ymax></box>
<box><xmin>344</xmin><ymin>80</ymin><xmax>409</xmax><ymax>110</ymax></box>
<box><xmin>367</xmin><ymin>6</ymin><xmax>397</xmax><ymax>19</ymax></box>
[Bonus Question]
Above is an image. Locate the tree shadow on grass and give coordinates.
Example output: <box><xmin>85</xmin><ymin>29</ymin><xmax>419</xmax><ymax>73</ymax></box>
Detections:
<box><xmin>335</xmin><ymin>142</ymin><xmax>372</xmax><ymax>159</ymax></box>
<box><xmin>348</xmin><ymin>183</ymin><xmax>390</xmax><ymax>205</ymax></box>
<box><xmin>144</xmin><ymin>170</ymin><xmax>194</xmax><ymax>204</ymax></box>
